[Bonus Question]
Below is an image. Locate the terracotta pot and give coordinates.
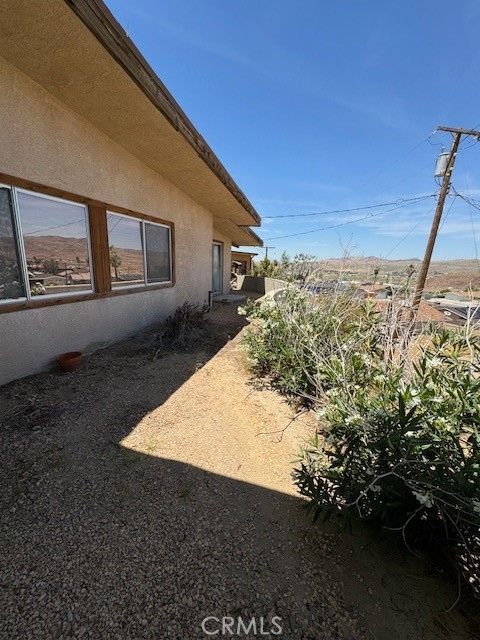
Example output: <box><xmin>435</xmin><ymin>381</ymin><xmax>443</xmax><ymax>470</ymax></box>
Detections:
<box><xmin>57</xmin><ymin>351</ymin><xmax>83</xmax><ymax>373</ymax></box>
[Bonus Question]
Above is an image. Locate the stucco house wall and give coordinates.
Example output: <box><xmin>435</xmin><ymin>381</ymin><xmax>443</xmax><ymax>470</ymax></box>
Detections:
<box><xmin>0</xmin><ymin>56</ymin><xmax>232</xmax><ymax>385</ymax></box>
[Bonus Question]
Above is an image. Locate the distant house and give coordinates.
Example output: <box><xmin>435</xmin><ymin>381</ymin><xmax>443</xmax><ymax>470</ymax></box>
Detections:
<box><xmin>231</xmin><ymin>251</ymin><xmax>257</xmax><ymax>275</ymax></box>
<box><xmin>0</xmin><ymin>0</ymin><xmax>262</xmax><ymax>384</ymax></box>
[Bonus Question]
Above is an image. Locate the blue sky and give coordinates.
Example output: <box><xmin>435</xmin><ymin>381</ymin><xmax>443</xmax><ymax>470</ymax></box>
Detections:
<box><xmin>106</xmin><ymin>0</ymin><xmax>480</xmax><ymax>260</ymax></box>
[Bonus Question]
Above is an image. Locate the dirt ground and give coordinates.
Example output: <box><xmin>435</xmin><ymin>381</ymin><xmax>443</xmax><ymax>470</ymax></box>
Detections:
<box><xmin>0</xmin><ymin>299</ymin><xmax>475</xmax><ymax>639</ymax></box>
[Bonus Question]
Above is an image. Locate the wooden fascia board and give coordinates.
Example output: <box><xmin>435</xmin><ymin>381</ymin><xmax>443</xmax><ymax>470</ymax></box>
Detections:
<box><xmin>63</xmin><ymin>0</ymin><xmax>261</xmax><ymax>227</ymax></box>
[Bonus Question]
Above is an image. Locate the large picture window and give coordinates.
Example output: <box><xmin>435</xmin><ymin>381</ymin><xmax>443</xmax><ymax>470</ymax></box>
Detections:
<box><xmin>107</xmin><ymin>212</ymin><xmax>172</xmax><ymax>288</ymax></box>
<box><xmin>0</xmin><ymin>185</ymin><xmax>93</xmax><ymax>303</ymax></box>
<box><xmin>0</xmin><ymin>179</ymin><xmax>175</xmax><ymax>310</ymax></box>
<box><xmin>16</xmin><ymin>191</ymin><xmax>92</xmax><ymax>297</ymax></box>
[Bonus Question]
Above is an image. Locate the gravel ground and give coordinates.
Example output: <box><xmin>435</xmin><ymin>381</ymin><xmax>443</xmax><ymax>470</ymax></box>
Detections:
<box><xmin>0</xmin><ymin>300</ymin><xmax>474</xmax><ymax>639</ymax></box>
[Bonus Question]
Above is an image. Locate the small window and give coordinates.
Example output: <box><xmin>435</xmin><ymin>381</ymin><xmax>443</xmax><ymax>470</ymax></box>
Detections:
<box><xmin>16</xmin><ymin>191</ymin><xmax>93</xmax><ymax>297</ymax></box>
<box><xmin>107</xmin><ymin>212</ymin><xmax>172</xmax><ymax>288</ymax></box>
<box><xmin>0</xmin><ymin>187</ymin><xmax>25</xmax><ymax>302</ymax></box>
<box><xmin>145</xmin><ymin>222</ymin><xmax>171</xmax><ymax>283</ymax></box>
<box><xmin>107</xmin><ymin>212</ymin><xmax>145</xmax><ymax>288</ymax></box>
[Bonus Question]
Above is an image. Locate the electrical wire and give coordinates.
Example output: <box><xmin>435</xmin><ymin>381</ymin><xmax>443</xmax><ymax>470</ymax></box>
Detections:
<box><xmin>261</xmin><ymin>193</ymin><xmax>436</xmax><ymax>219</ymax></box>
<box><xmin>263</xmin><ymin>200</ymin><xmax>429</xmax><ymax>241</ymax></box>
<box><xmin>262</xmin><ymin>129</ymin><xmax>440</xmax><ymax>228</ymax></box>
<box><xmin>262</xmin><ymin>127</ymin><xmax>479</xmax><ymax>248</ymax></box>
<box><xmin>438</xmin><ymin>193</ymin><xmax>457</xmax><ymax>233</ymax></box>
<box><xmin>380</xmin><ymin>191</ymin><xmax>459</xmax><ymax>260</ymax></box>
<box><xmin>24</xmin><ymin>218</ymin><xmax>86</xmax><ymax>236</ymax></box>
<box><xmin>451</xmin><ymin>187</ymin><xmax>480</xmax><ymax>212</ymax></box>
<box><xmin>382</xmin><ymin>208</ymin><xmax>434</xmax><ymax>260</ymax></box>
<box><xmin>452</xmin><ymin>180</ymin><xmax>480</xmax><ymax>274</ymax></box>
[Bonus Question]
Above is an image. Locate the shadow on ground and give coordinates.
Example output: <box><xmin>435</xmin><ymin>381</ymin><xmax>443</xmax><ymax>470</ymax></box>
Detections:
<box><xmin>0</xmin><ymin>303</ymin><xmax>474</xmax><ymax>639</ymax></box>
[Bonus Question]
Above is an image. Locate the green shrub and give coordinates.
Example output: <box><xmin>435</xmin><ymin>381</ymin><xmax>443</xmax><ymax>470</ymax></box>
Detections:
<box><xmin>240</xmin><ymin>286</ymin><xmax>383</xmax><ymax>400</ymax></box>
<box><xmin>251</xmin><ymin>257</ymin><xmax>280</xmax><ymax>278</ymax></box>
<box><xmin>241</xmin><ymin>289</ymin><xmax>480</xmax><ymax>597</ymax></box>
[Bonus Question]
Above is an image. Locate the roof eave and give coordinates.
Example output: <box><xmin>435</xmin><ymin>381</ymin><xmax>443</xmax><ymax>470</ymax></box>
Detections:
<box><xmin>64</xmin><ymin>0</ymin><xmax>261</xmax><ymax>227</ymax></box>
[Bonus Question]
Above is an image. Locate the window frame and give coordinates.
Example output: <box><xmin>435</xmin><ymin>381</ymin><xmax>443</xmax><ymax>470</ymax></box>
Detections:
<box><xmin>107</xmin><ymin>210</ymin><xmax>173</xmax><ymax>291</ymax></box>
<box><xmin>0</xmin><ymin>173</ymin><xmax>176</xmax><ymax>314</ymax></box>
<box><xmin>143</xmin><ymin>218</ymin><xmax>173</xmax><ymax>286</ymax></box>
<box><xmin>0</xmin><ymin>182</ymin><xmax>28</xmax><ymax>304</ymax></box>
<box><xmin>212</xmin><ymin>239</ymin><xmax>224</xmax><ymax>294</ymax></box>
<box><xmin>11</xmin><ymin>187</ymin><xmax>95</xmax><ymax>302</ymax></box>
<box><xmin>107</xmin><ymin>210</ymin><xmax>146</xmax><ymax>291</ymax></box>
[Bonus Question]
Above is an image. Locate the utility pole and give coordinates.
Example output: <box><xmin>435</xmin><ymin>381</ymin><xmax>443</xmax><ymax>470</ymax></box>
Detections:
<box><xmin>264</xmin><ymin>245</ymin><xmax>275</xmax><ymax>260</ymax></box>
<box><xmin>410</xmin><ymin>126</ymin><xmax>480</xmax><ymax>321</ymax></box>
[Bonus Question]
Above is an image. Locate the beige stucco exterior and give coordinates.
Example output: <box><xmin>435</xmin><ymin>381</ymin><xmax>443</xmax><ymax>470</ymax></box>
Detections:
<box><xmin>0</xmin><ymin>0</ymin><xmax>261</xmax><ymax>244</ymax></box>
<box><xmin>0</xmin><ymin>56</ymin><xmax>240</xmax><ymax>384</ymax></box>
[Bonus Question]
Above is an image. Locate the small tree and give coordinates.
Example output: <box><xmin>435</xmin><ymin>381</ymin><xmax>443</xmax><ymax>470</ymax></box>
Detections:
<box><xmin>291</xmin><ymin>253</ymin><xmax>316</xmax><ymax>283</ymax></box>
<box><xmin>43</xmin><ymin>258</ymin><xmax>60</xmax><ymax>275</ymax></box>
<box><xmin>252</xmin><ymin>256</ymin><xmax>279</xmax><ymax>278</ymax></box>
<box><xmin>373</xmin><ymin>267</ymin><xmax>379</xmax><ymax>284</ymax></box>
<box><xmin>109</xmin><ymin>246</ymin><xmax>122</xmax><ymax>280</ymax></box>
<box><xmin>279</xmin><ymin>251</ymin><xmax>290</xmax><ymax>272</ymax></box>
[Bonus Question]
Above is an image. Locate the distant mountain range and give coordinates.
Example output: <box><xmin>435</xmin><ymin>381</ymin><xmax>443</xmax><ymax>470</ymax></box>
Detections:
<box><xmin>316</xmin><ymin>256</ymin><xmax>480</xmax><ymax>292</ymax></box>
<box><xmin>23</xmin><ymin>235</ymin><xmax>143</xmax><ymax>273</ymax></box>
<box><xmin>17</xmin><ymin>236</ymin><xmax>480</xmax><ymax>293</ymax></box>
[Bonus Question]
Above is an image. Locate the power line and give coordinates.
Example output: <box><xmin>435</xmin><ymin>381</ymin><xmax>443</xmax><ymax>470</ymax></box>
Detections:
<box><xmin>461</xmin><ymin>160</ymin><xmax>480</xmax><ymax>274</ymax></box>
<box><xmin>263</xmin><ymin>200</ymin><xmax>429</xmax><ymax>241</ymax></box>
<box><xmin>24</xmin><ymin>218</ymin><xmax>86</xmax><ymax>236</ymax></box>
<box><xmin>438</xmin><ymin>193</ymin><xmax>457</xmax><ymax>233</ymax></box>
<box><xmin>451</xmin><ymin>187</ymin><xmax>480</xmax><ymax>212</ymax></box>
<box><xmin>260</xmin><ymin>128</ymin><xmax>442</xmax><ymax>230</ymax></box>
<box><xmin>451</xmin><ymin>188</ymin><xmax>480</xmax><ymax>273</ymax></box>
<box><xmin>381</xmin><ymin>203</ymin><xmax>437</xmax><ymax>260</ymax></box>
<box><xmin>262</xmin><ymin>193</ymin><xmax>436</xmax><ymax>220</ymax></box>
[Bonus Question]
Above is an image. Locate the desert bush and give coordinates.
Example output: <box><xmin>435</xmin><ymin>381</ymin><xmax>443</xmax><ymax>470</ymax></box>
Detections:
<box><xmin>251</xmin><ymin>252</ymin><xmax>317</xmax><ymax>282</ymax></box>
<box><xmin>251</xmin><ymin>257</ymin><xmax>281</xmax><ymax>278</ymax></box>
<box><xmin>155</xmin><ymin>302</ymin><xmax>208</xmax><ymax>354</ymax></box>
<box><xmin>241</xmin><ymin>288</ymin><xmax>480</xmax><ymax>597</ymax></box>
<box><xmin>240</xmin><ymin>286</ymin><xmax>388</xmax><ymax>401</ymax></box>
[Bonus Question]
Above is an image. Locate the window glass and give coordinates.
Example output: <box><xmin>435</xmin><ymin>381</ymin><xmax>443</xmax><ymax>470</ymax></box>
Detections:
<box><xmin>212</xmin><ymin>243</ymin><xmax>222</xmax><ymax>292</ymax></box>
<box><xmin>16</xmin><ymin>191</ymin><xmax>92</xmax><ymax>297</ymax></box>
<box><xmin>145</xmin><ymin>223</ymin><xmax>171</xmax><ymax>283</ymax></box>
<box><xmin>107</xmin><ymin>213</ymin><xmax>145</xmax><ymax>287</ymax></box>
<box><xmin>0</xmin><ymin>187</ymin><xmax>25</xmax><ymax>301</ymax></box>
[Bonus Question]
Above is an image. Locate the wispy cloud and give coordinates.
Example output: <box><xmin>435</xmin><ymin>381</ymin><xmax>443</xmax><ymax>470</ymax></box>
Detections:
<box><xmin>359</xmin><ymin>197</ymin><xmax>480</xmax><ymax>238</ymax></box>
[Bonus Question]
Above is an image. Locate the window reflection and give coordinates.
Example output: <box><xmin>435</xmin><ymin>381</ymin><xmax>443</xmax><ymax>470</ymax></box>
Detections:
<box><xmin>16</xmin><ymin>191</ymin><xmax>92</xmax><ymax>297</ymax></box>
<box><xmin>107</xmin><ymin>213</ymin><xmax>145</xmax><ymax>287</ymax></box>
<box><xmin>0</xmin><ymin>187</ymin><xmax>25</xmax><ymax>301</ymax></box>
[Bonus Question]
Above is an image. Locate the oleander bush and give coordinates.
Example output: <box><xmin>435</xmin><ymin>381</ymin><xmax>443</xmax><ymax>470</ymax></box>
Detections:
<box><xmin>240</xmin><ymin>288</ymin><xmax>480</xmax><ymax>597</ymax></box>
<box><xmin>240</xmin><ymin>286</ymin><xmax>383</xmax><ymax>400</ymax></box>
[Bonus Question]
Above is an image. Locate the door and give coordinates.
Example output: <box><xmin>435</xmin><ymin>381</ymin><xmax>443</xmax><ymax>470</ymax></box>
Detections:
<box><xmin>212</xmin><ymin>242</ymin><xmax>223</xmax><ymax>293</ymax></box>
